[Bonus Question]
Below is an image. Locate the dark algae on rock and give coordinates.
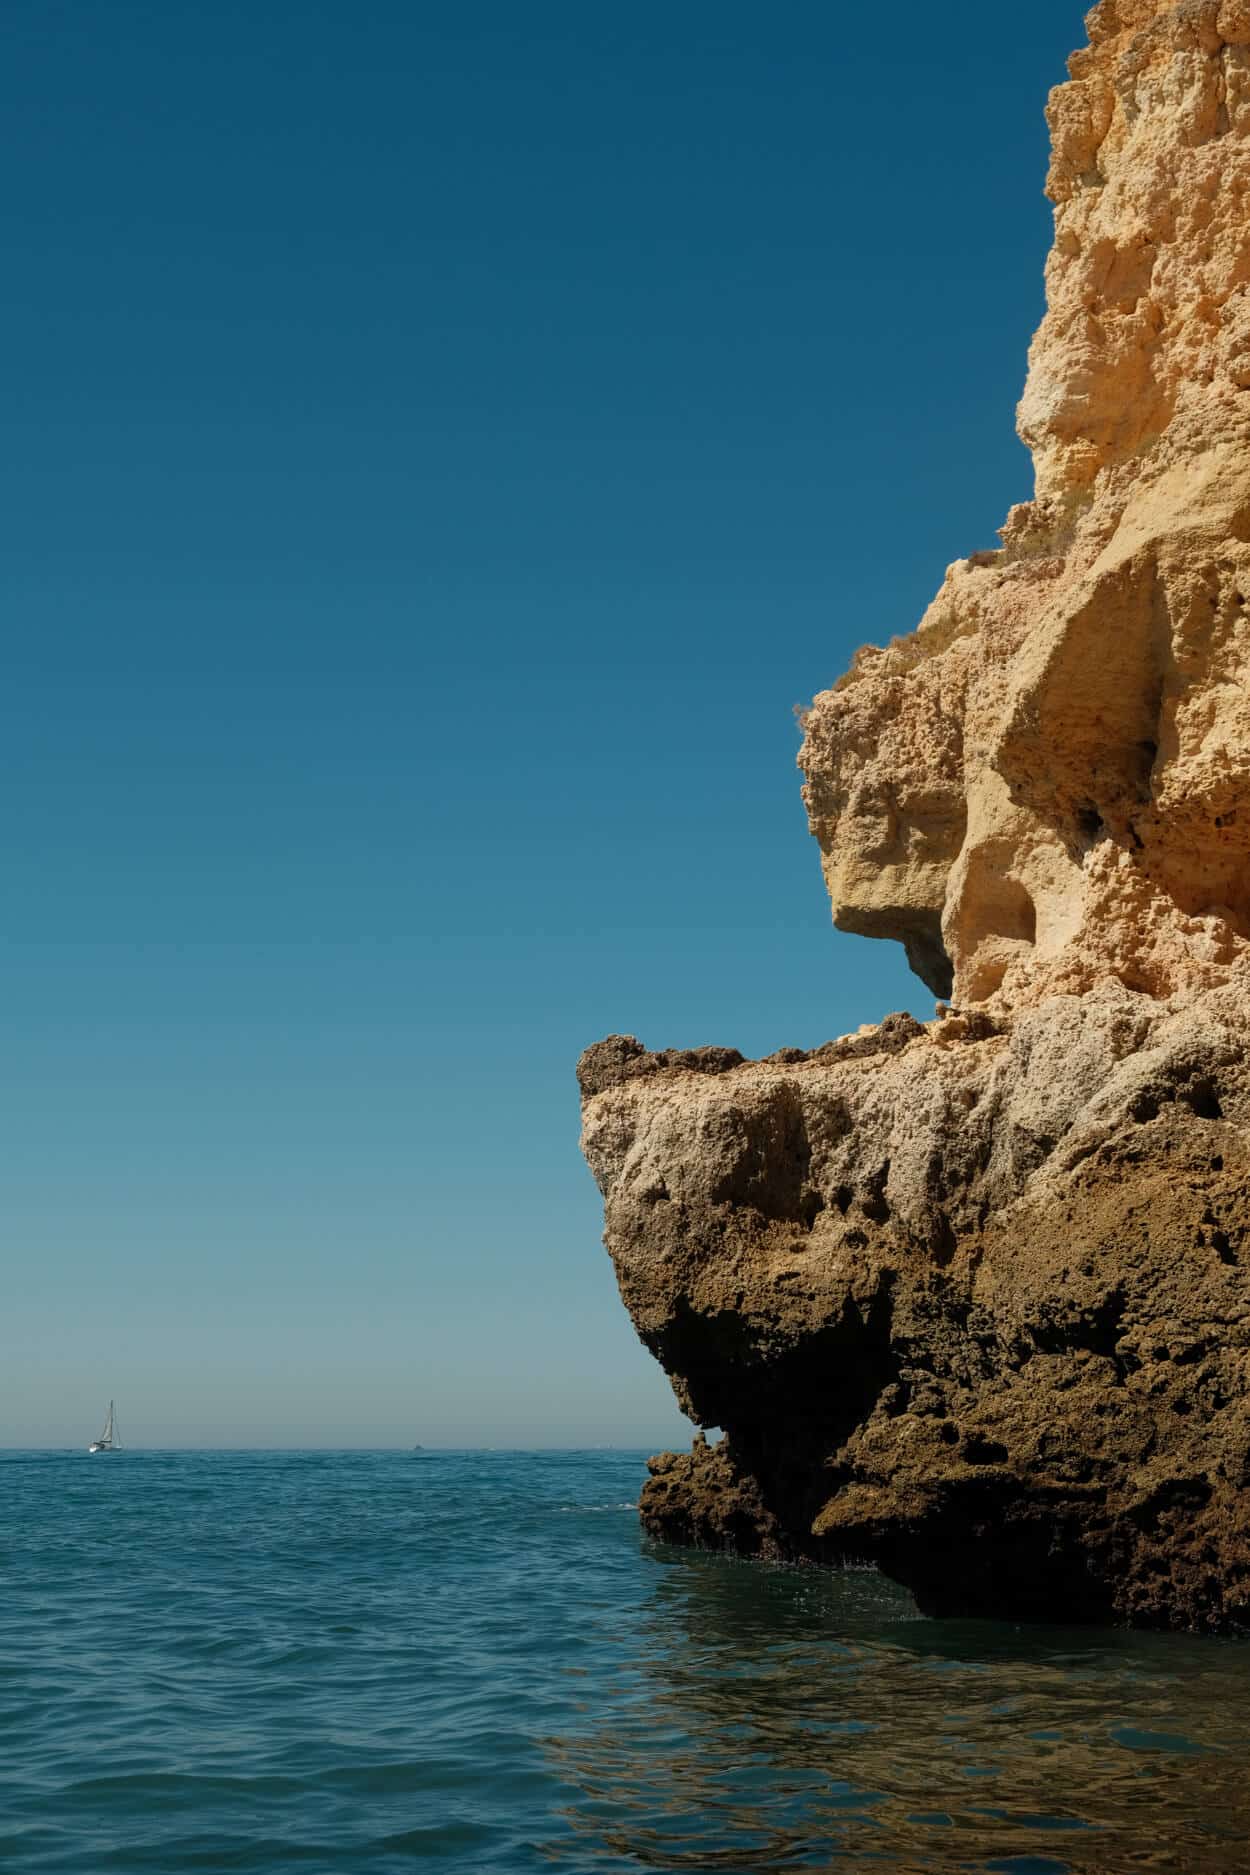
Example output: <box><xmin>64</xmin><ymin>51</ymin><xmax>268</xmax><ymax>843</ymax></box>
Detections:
<box><xmin>578</xmin><ymin>0</ymin><xmax>1250</xmax><ymax>1632</ymax></box>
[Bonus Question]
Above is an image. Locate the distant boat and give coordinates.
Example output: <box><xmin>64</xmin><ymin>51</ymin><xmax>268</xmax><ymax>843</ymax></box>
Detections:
<box><xmin>88</xmin><ymin>1401</ymin><xmax>122</xmax><ymax>1454</ymax></box>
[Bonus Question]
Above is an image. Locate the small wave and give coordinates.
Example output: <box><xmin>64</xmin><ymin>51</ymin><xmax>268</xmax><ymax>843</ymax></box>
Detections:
<box><xmin>555</xmin><ymin>1501</ymin><xmax>639</xmax><ymax>1513</ymax></box>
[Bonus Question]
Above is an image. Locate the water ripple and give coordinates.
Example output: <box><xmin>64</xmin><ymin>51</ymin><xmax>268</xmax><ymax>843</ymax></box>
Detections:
<box><xmin>4</xmin><ymin>1449</ymin><xmax>1250</xmax><ymax>1871</ymax></box>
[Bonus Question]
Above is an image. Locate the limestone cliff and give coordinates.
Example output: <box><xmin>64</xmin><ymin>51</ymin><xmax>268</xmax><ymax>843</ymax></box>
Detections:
<box><xmin>579</xmin><ymin>0</ymin><xmax>1250</xmax><ymax>1630</ymax></box>
<box><xmin>804</xmin><ymin>0</ymin><xmax>1250</xmax><ymax>1014</ymax></box>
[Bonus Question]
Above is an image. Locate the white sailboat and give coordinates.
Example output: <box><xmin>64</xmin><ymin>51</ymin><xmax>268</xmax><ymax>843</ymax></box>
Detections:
<box><xmin>88</xmin><ymin>1400</ymin><xmax>122</xmax><ymax>1453</ymax></box>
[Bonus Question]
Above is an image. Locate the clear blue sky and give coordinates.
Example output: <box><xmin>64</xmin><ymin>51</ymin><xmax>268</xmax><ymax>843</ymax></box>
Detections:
<box><xmin>5</xmin><ymin>0</ymin><xmax>1080</xmax><ymax>1446</ymax></box>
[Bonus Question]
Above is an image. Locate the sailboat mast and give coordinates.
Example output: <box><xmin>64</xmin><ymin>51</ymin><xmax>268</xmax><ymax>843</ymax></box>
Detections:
<box><xmin>88</xmin><ymin>1397</ymin><xmax>120</xmax><ymax>1452</ymax></box>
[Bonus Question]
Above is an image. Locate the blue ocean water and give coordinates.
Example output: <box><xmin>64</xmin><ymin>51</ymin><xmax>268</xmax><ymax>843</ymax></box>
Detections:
<box><xmin>4</xmin><ymin>1449</ymin><xmax>1250</xmax><ymax>1873</ymax></box>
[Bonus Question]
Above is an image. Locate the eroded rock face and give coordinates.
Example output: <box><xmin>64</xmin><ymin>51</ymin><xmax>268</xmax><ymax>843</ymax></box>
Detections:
<box><xmin>581</xmin><ymin>998</ymin><xmax>1250</xmax><ymax>1627</ymax></box>
<box><xmin>802</xmin><ymin>0</ymin><xmax>1250</xmax><ymax>1013</ymax></box>
<box><xmin>579</xmin><ymin>0</ymin><xmax>1250</xmax><ymax>1630</ymax></box>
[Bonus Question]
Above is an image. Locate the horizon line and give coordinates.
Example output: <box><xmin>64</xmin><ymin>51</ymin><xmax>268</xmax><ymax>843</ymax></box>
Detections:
<box><xmin>0</xmin><ymin>1442</ymin><xmax>675</xmax><ymax>1452</ymax></box>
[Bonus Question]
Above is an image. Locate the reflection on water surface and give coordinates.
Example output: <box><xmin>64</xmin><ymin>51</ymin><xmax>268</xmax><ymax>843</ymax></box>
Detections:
<box><xmin>546</xmin><ymin>1545</ymin><xmax>1250</xmax><ymax>1873</ymax></box>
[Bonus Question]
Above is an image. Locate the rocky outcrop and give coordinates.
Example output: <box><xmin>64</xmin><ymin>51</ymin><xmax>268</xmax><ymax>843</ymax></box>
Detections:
<box><xmin>579</xmin><ymin>0</ymin><xmax>1250</xmax><ymax>1631</ymax></box>
<box><xmin>581</xmin><ymin>996</ymin><xmax>1250</xmax><ymax>1628</ymax></box>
